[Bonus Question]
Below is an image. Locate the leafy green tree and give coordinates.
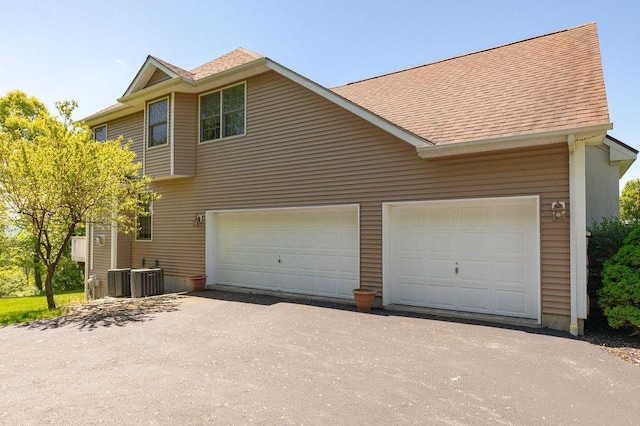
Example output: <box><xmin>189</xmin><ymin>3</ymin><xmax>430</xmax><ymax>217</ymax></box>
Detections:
<box><xmin>620</xmin><ymin>179</ymin><xmax>640</xmax><ymax>222</ymax></box>
<box><xmin>0</xmin><ymin>91</ymin><xmax>157</xmax><ymax>309</ymax></box>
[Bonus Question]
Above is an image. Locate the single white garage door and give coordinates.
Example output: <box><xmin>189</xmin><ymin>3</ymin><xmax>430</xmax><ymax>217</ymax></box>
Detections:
<box><xmin>211</xmin><ymin>206</ymin><xmax>359</xmax><ymax>298</ymax></box>
<box><xmin>387</xmin><ymin>197</ymin><xmax>539</xmax><ymax>319</ymax></box>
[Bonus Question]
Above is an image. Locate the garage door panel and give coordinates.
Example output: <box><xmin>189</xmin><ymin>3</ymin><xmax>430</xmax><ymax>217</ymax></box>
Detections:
<box><xmin>458</xmin><ymin>260</ymin><xmax>490</xmax><ymax>282</ymax></box>
<box><xmin>399</xmin><ymin>257</ymin><xmax>423</xmax><ymax>278</ymax></box>
<box><xmin>495</xmin><ymin>232</ymin><xmax>526</xmax><ymax>254</ymax></box>
<box><xmin>495</xmin><ymin>290</ymin><xmax>528</xmax><ymax>316</ymax></box>
<box><xmin>460</xmin><ymin>206</ymin><xmax>489</xmax><ymax>226</ymax></box>
<box><xmin>459</xmin><ymin>232</ymin><xmax>492</xmax><ymax>253</ymax></box>
<box><xmin>339</xmin><ymin>256</ymin><xmax>359</xmax><ymax>274</ymax></box>
<box><xmin>398</xmin><ymin>282</ymin><xmax>424</xmax><ymax>304</ymax></box>
<box><xmin>425</xmin><ymin>284</ymin><xmax>456</xmax><ymax>308</ymax></box>
<box><xmin>494</xmin><ymin>261</ymin><xmax>526</xmax><ymax>285</ymax></box>
<box><xmin>427</xmin><ymin>259</ymin><xmax>455</xmax><ymax>279</ymax></box>
<box><xmin>459</xmin><ymin>286</ymin><xmax>490</xmax><ymax>311</ymax></box>
<box><xmin>428</xmin><ymin>207</ymin><xmax>455</xmax><ymax>226</ymax></box>
<box><xmin>213</xmin><ymin>206</ymin><xmax>358</xmax><ymax>299</ymax></box>
<box><xmin>314</xmin><ymin>232</ymin><xmax>335</xmax><ymax>249</ymax></box>
<box><xmin>389</xmin><ymin>198</ymin><xmax>539</xmax><ymax>320</ymax></box>
<box><xmin>427</xmin><ymin>232</ymin><xmax>456</xmax><ymax>254</ymax></box>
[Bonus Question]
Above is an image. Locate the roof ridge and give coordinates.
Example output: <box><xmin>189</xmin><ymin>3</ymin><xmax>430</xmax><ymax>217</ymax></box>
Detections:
<box><xmin>148</xmin><ymin>55</ymin><xmax>194</xmax><ymax>79</ymax></box>
<box><xmin>334</xmin><ymin>22</ymin><xmax>597</xmax><ymax>89</ymax></box>
<box><xmin>189</xmin><ymin>47</ymin><xmax>264</xmax><ymax>74</ymax></box>
<box><xmin>235</xmin><ymin>47</ymin><xmax>263</xmax><ymax>59</ymax></box>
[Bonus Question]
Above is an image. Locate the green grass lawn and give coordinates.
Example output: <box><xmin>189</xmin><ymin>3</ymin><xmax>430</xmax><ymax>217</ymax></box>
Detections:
<box><xmin>0</xmin><ymin>290</ymin><xmax>85</xmax><ymax>326</ymax></box>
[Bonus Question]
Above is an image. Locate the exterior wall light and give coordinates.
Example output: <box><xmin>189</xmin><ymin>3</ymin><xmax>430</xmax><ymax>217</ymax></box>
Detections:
<box><xmin>551</xmin><ymin>200</ymin><xmax>566</xmax><ymax>221</ymax></box>
<box><xmin>193</xmin><ymin>214</ymin><xmax>205</xmax><ymax>227</ymax></box>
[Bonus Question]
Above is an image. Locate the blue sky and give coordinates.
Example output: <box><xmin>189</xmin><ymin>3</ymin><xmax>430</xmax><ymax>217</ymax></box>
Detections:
<box><xmin>1</xmin><ymin>0</ymin><xmax>638</xmax><ymax>188</ymax></box>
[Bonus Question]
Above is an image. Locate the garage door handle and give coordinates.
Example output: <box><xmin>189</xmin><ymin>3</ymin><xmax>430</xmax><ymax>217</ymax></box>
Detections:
<box><xmin>455</xmin><ymin>263</ymin><xmax>458</xmax><ymax>275</ymax></box>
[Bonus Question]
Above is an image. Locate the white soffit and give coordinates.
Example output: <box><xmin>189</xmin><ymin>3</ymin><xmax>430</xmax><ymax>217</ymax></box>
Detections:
<box><xmin>604</xmin><ymin>136</ymin><xmax>638</xmax><ymax>178</ymax></box>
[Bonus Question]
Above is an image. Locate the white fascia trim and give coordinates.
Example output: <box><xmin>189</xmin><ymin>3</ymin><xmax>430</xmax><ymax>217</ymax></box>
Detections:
<box><xmin>170</xmin><ymin>92</ymin><xmax>175</xmax><ymax>175</ymax></box>
<box><xmin>265</xmin><ymin>59</ymin><xmax>432</xmax><ymax>149</ymax></box>
<box><xmin>417</xmin><ymin>123</ymin><xmax>613</xmax><ymax>159</ymax></box>
<box><xmin>118</xmin><ymin>78</ymin><xmax>185</xmax><ymax>107</ymax></box>
<box><xmin>604</xmin><ymin>137</ymin><xmax>637</xmax><ymax>178</ymax></box>
<box><xmin>83</xmin><ymin>105</ymin><xmax>135</xmax><ymax>127</ymax></box>
<box><xmin>124</xmin><ymin>56</ymin><xmax>182</xmax><ymax>96</ymax></box>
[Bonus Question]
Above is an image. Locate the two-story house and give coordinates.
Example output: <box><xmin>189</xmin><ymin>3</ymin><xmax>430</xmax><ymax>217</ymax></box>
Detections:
<box><xmin>79</xmin><ymin>23</ymin><xmax>636</xmax><ymax>335</ymax></box>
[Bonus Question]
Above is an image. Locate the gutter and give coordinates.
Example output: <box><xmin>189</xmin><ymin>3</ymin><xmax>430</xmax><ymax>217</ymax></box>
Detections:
<box><xmin>417</xmin><ymin>123</ymin><xmax>613</xmax><ymax>158</ymax></box>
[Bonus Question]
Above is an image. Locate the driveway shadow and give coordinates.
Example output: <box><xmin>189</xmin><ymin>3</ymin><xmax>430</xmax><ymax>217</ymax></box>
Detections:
<box><xmin>189</xmin><ymin>288</ymin><xmax>570</xmax><ymax>338</ymax></box>
<box><xmin>17</xmin><ymin>294</ymin><xmax>183</xmax><ymax>331</ymax></box>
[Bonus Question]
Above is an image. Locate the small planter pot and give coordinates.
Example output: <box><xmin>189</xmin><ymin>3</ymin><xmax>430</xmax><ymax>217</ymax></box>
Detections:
<box><xmin>189</xmin><ymin>275</ymin><xmax>207</xmax><ymax>292</ymax></box>
<box><xmin>352</xmin><ymin>288</ymin><xmax>376</xmax><ymax>312</ymax></box>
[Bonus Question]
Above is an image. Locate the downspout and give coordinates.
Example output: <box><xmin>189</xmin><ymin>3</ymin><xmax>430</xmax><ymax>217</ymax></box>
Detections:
<box><xmin>110</xmin><ymin>212</ymin><xmax>118</xmax><ymax>269</ymax></box>
<box><xmin>568</xmin><ymin>134</ymin><xmax>587</xmax><ymax>336</ymax></box>
<box><xmin>84</xmin><ymin>220</ymin><xmax>90</xmax><ymax>300</ymax></box>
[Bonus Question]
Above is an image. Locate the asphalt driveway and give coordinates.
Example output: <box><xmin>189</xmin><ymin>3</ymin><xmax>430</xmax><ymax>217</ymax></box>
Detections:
<box><xmin>1</xmin><ymin>291</ymin><xmax>639</xmax><ymax>425</ymax></box>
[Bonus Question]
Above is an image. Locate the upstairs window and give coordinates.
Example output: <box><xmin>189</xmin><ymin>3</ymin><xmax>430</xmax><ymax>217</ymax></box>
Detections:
<box><xmin>147</xmin><ymin>98</ymin><xmax>168</xmax><ymax>147</ymax></box>
<box><xmin>200</xmin><ymin>82</ymin><xmax>245</xmax><ymax>142</ymax></box>
<box><xmin>93</xmin><ymin>125</ymin><xmax>107</xmax><ymax>142</ymax></box>
<box><xmin>136</xmin><ymin>200</ymin><xmax>152</xmax><ymax>241</ymax></box>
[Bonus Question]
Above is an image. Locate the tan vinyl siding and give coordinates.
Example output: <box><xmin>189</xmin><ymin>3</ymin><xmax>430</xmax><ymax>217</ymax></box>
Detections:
<box><xmin>89</xmin><ymin>226</ymin><xmax>111</xmax><ymax>298</ymax></box>
<box><xmin>124</xmin><ymin>71</ymin><xmax>570</xmax><ymax>316</ymax></box>
<box><xmin>173</xmin><ymin>93</ymin><xmax>196</xmax><ymax>176</ymax></box>
<box><xmin>145</xmin><ymin>69</ymin><xmax>172</xmax><ymax>88</ymax></box>
<box><xmin>108</xmin><ymin>112</ymin><xmax>144</xmax><ymax>175</ymax></box>
<box><xmin>117</xmin><ymin>233</ymin><xmax>132</xmax><ymax>268</ymax></box>
<box><xmin>145</xmin><ymin>144</ymin><xmax>171</xmax><ymax>176</ymax></box>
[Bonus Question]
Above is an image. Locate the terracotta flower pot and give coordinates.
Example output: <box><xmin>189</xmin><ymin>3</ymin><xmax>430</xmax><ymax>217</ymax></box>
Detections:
<box><xmin>352</xmin><ymin>288</ymin><xmax>376</xmax><ymax>312</ymax></box>
<box><xmin>189</xmin><ymin>275</ymin><xmax>207</xmax><ymax>292</ymax></box>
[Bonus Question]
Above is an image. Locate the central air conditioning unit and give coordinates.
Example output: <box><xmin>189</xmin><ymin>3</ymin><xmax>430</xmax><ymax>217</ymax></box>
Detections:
<box><xmin>130</xmin><ymin>268</ymin><xmax>164</xmax><ymax>298</ymax></box>
<box><xmin>107</xmin><ymin>268</ymin><xmax>131</xmax><ymax>297</ymax></box>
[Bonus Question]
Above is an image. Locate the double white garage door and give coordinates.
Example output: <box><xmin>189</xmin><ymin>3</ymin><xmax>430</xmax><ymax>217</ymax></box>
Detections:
<box><xmin>208</xmin><ymin>198</ymin><xmax>539</xmax><ymax>319</ymax></box>
<box><xmin>210</xmin><ymin>206</ymin><xmax>359</xmax><ymax>299</ymax></box>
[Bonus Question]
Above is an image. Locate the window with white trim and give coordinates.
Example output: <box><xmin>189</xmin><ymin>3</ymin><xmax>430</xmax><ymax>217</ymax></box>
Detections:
<box><xmin>147</xmin><ymin>98</ymin><xmax>168</xmax><ymax>147</ymax></box>
<box><xmin>136</xmin><ymin>200</ymin><xmax>152</xmax><ymax>241</ymax></box>
<box><xmin>93</xmin><ymin>125</ymin><xmax>107</xmax><ymax>142</ymax></box>
<box><xmin>199</xmin><ymin>82</ymin><xmax>245</xmax><ymax>142</ymax></box>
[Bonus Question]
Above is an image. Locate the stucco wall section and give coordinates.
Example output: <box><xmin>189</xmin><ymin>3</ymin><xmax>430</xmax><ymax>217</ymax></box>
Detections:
<box><xmin>585</xmin><ymin>145</ymin><xmax>619</xmax><ymax>224</ymax></box>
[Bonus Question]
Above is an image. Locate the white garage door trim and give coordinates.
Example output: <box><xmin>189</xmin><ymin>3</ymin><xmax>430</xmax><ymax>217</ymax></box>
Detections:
<box><xmin>382</xmin><ymin>196</ymin><xmax>540</xmax><ymax>323</ymax></box>
<box><xmin>205</xmin><ymin>204</ymin><xmax>360</xmax><ymax>299</ymax></box>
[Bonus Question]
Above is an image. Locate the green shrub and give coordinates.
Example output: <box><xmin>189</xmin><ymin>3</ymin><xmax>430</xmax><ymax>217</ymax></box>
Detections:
<box><xmin>0</xmin><ymin>267</ymin><xmax>39</xmax><ymax>298</ymax></box>
<box><xmin>599</xmin><ymin>226</ymin><xmax>640</xmax><ymax>332</ymax></box>
<box><xmin>52</xmin><ymin>254</ymin><xmax>84</xmax><ymax>292</ymax></box>
<box><xmin>587</xmin><ymin>217</ymin><xmax>635</xmax><ymax>296</ymax></box>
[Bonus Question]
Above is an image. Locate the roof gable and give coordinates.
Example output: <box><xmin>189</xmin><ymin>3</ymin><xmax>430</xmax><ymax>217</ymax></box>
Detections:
<box><xmin>124</xmin><ymin>56</ymin><xmax>193</xmax><ymax>96</ymax></box>
<box><xmin>332</xmin><ymin>23</ymin><xmax>610</xmax><ymax>145</ymax></box>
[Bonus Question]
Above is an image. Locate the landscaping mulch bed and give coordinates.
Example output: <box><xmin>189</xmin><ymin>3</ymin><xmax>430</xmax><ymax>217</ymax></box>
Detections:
<box><xmin>582</xmin><ymin>310</ymin><xmax>640</xmax><ymax>367</ymax></box>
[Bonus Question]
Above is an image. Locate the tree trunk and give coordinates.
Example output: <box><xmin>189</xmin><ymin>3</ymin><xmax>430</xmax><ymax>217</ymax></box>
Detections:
<box><xmin>44</xmin><ymin>267</ymin><xmax>56</xmax><ymax>310</ymax></box>
<box><xmin>33</xmin><ymin>241</ymin><xmax>43</xmax><ymax>292</ymax></box>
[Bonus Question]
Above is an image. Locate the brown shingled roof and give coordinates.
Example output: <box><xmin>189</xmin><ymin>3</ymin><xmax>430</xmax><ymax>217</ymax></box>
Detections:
<box><xmin>332</xmin><ymin>23</ymin><xmax>610</xmax><ymax>144</ymax></box>
<box><xmin>190</xmin><ymin>47</ymin><xmax>263</xmax><ymax>80</ymax></box>
<box><xmin>149</xmin><ymin>55</ymin><xmax>194</xmax><ymax>80</ymax></box>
